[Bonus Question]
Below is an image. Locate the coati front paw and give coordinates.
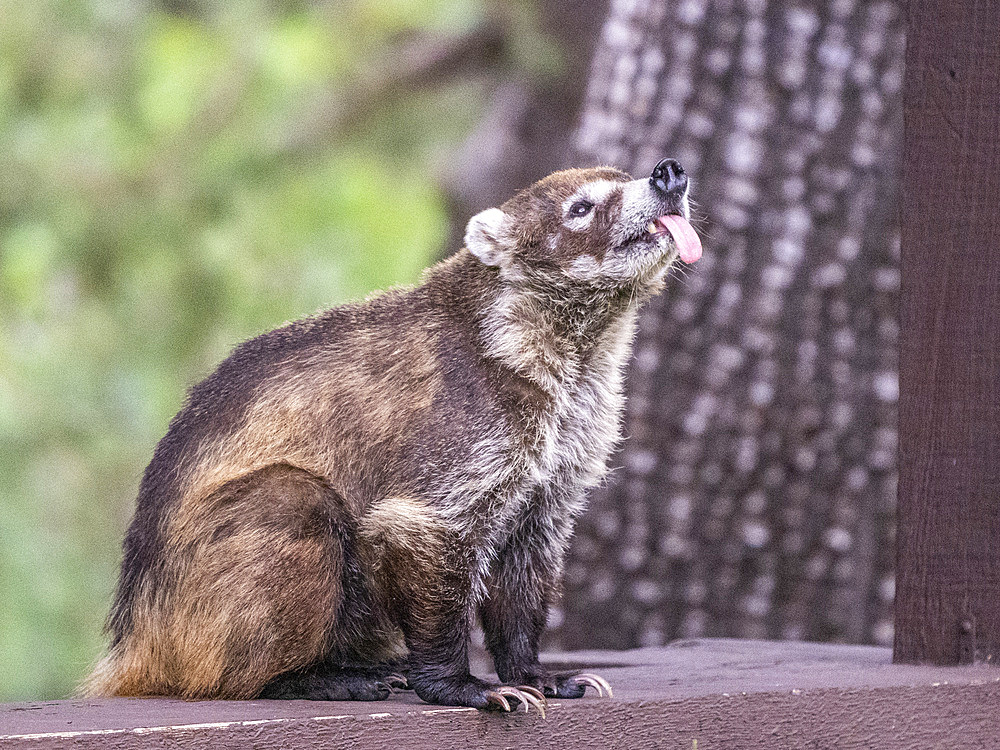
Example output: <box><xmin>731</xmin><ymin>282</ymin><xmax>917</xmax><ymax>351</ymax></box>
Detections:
<box><xmin>512</xmin><ymin>668</ymin><xmax>614</xmax><ymax>700</ymax></box>
<box><xmin>549</xmin><ymin>672</ymin><xmax>613</xmax><ymax>699</ymax></box>
<box><xmin>410</xmin><ymin>671</ymin><xmax>546</xmax><ymax>715</ymax></box>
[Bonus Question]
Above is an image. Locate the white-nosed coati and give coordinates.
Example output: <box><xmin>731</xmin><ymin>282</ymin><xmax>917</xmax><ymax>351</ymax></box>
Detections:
<box><xmin>83</xmin><ymin>160</ymin><xmax>702</xmax><ymax>714</ymax></box>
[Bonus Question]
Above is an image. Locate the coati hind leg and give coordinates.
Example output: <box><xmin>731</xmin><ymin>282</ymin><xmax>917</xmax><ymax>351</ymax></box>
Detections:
<box><xmin>260</xmin><ymin>662</ymin><xmax>409</xmax><ymax>700</ymax></box>
<box><xmin>481</xmin><ymin>497</ymin><xmax>613</xmax><ymax>701</ymax></box>
<box><xmin>110</xmin><ymin>464</ymin><xmax>353</xmax><ymax>699</ymax></box>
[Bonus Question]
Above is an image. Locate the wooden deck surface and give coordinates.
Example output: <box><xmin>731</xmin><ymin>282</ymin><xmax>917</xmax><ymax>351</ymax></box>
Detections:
<box><xmin>3</xmin><ymin>639</ymin><xmax>998</xmax><ymax>748</ymax></box>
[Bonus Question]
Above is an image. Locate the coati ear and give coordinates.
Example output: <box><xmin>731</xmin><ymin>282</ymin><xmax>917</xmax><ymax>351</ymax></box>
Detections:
<box><xmin>464</xmin><ymin>208</ymin><xmax>509</xmax><ymax>267</ymax></box>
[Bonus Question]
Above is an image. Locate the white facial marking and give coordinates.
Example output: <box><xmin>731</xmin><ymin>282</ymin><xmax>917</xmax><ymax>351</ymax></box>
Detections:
<box><xmin>567</xmin><ymin>254</ymin><xmax>601</xmax><ymax>280</ymax></box>
<box><xmin>681</xmin><ymin>187</ymin><xmax>691</xmax><ymax>218</ymax></box>
<box><xmin>562</xmin><ymin>179</ymin><xmax>619</xmax><ymax>232</ymax></box>
<box><xmin>615</xmin><ymin>179</ymin><xmax>661</xmax><ymax>245</ymax></box>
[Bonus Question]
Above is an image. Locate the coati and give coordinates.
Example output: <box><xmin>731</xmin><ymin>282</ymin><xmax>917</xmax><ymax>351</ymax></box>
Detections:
<box><xmin>83</xmin><ymin>159</ymin><xmax>702</xmax><ymax>714</ymax></box>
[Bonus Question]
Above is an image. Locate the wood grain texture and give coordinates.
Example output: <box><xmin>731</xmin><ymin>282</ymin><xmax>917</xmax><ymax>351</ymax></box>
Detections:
<box><xmin>894</xmin><ymin>0</ymin><xmax>1000</xmax><ymax>665</ymax></box>
<box><xmin>4</xmin><ymin>642</ymin><xmax>998</xmax><ymax>749</ymax></box>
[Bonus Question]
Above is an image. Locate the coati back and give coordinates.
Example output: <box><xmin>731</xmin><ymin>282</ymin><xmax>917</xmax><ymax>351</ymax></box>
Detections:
<box><xmin>84</xmin><ymin>159</ymin><xmax>701</xmax><ymax>712</ymax></box>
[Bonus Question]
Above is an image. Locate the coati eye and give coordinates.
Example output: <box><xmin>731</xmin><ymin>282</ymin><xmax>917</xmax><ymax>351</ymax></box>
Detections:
<box><xmin>568</xmin><ymin>201</ymin><xmax>594</xmax><ymax>217</ymax></box>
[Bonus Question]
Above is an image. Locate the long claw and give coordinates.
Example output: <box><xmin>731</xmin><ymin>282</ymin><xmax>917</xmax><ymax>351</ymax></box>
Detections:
<box><xmin>573</xmin><ymin>673</ymin><xmax>614</xmax><ymax>699</ymax></box>
<box><xmin>518</xmin><ymin>685</ymin><xmax>546</xmax><ymax>702</ymax></box>
<box><xmin>495</xmin><ymin>686</ymin><xmax>547</xmax><ymax>718</ymax></box>
<box><xmin>385</xmin><ymin>673</ymin><xmax>409</xmax><ymax>690</ymax></box>
<box><xmin>516</xmin><ymin>687</ymin><xmax>546</xmax><ymax>718</ymax></box>
<box><xmin>485</xmin><ymin>691</ymin><xmax>512</xmax><ymax>712</ymax></box>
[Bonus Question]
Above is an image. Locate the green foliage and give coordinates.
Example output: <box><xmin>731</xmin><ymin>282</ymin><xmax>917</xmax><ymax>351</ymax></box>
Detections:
<box><xmin>0</xmin><ymin>0</ymin><xmax>492</xmax><ymax>700</ymax></box>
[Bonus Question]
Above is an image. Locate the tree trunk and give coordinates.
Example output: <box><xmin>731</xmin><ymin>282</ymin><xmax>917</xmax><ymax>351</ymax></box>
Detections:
<box><xmin>558</xmin><ymin>0</ymin><xmax>905</xmax><ymax>649</ymax></box>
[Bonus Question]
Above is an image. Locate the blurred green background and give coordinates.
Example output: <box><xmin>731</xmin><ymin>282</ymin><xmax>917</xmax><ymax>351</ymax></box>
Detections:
<box><xmin>0</xmin><ymin>0</ymin><xmax>555</xmax><ymax>700</ymax></box>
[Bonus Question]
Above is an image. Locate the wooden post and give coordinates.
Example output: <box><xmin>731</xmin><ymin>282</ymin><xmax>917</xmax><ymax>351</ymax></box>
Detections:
<box><xmin>895</xmin><ymin>0</ymin><xmax>1000</xmax><ymax>665</ymax></box>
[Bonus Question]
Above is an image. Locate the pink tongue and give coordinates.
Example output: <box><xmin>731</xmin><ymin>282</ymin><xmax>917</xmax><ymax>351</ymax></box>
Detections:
<box><xmin>660</xmin><ymin>214</ymin><xmax>702</xmax><ymax>263</ymax></box>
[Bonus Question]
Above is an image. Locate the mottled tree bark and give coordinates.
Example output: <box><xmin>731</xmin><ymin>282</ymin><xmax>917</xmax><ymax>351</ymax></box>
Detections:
<box><xmin>558</xmin><ymin>0</ymin><xmax>904</xmax><ymax>648</ymax></box>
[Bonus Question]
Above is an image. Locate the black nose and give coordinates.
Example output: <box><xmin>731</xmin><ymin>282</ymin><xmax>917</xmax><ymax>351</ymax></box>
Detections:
<box><xmin>650</xmin><ymin>158</ymin><xmax>687</xmax><ymax>197</ymax></box>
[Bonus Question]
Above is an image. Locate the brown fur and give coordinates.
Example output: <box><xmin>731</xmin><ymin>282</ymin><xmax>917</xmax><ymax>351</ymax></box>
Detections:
<box><xmin>86</xmin><ymin>465</ymin><xmax>342</xmax><ymax>698</ymax></box>
<box><xmin>85</xmin><ymin>162</ymin><xmax>693</xmax><ymax>707</ymax></box>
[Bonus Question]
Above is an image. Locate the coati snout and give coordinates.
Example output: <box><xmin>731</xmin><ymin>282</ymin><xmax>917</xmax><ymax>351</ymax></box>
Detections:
<box><xmin>464</xmin><ymin>159</ymin><xmax>700</xmax><ymax>295</ymax></box>
<box><xmin>84</xmin><ymin>162</ymin><xmax>700</xmax><ymax>714</ymax></box>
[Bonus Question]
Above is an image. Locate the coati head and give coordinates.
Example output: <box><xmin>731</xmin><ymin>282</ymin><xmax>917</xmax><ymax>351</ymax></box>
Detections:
<box><xmin>464</xmin><ymin>159</ymin><xmax>701</xmax><ymax>298</ymax></box>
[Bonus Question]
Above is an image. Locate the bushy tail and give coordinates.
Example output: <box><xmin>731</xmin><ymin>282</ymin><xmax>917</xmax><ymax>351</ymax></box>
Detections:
<box><xmin>78</xmin><ymin>648</ymin><xmax>125</xmax><ymax>697</ymax></box>
<box><xmin>77</xmin><ymin>640</ymin><xmax>162</xmax><ymax>698</ymax></box>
